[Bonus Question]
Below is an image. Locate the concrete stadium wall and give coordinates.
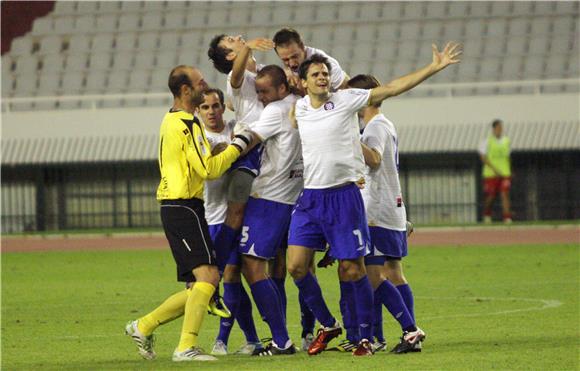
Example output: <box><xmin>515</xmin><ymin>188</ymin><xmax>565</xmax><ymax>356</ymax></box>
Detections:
<box><xmin>3</xmin><ymin>93</ymin><xmax>579</xmax><ymax>142</ymax></box>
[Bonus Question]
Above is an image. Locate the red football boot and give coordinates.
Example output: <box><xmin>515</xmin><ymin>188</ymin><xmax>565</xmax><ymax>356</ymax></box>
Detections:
<box><xmin>307</xmin><ymin>322</ymin><xmax>342</xmax><ymax>355</ymax></box>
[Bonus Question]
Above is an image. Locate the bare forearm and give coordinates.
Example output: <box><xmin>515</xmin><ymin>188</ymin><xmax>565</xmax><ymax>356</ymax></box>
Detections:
<box><xmin>370</xmin><ymin>63</ymin><xmax>438</xmax><ymax>105</ymax></box>
<box><xmin>230</xmin><ymin>46</ymin><xmax>252</xmax><ymax>89</ymax></box>
<box><xmin>361</xmin><ymin>142</ymin><xmax>381</xmax><ymax>169</ymax></box>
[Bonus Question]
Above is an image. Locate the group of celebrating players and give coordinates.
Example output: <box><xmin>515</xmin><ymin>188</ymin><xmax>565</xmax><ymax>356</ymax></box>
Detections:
<box><xmin>125</xmin><ymin>27</ymin><xmax>462</xmax><ymax>361</ymax></box>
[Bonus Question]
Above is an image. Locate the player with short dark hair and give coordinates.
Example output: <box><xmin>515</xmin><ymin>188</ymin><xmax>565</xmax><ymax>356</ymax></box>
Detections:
<box><xmin>125</xmin><ymin>65</ymin><xmax>253</xmax><ymax>362</ymax></box>
<box><xmin>273</xmin><ymin>27</ymin><xmax>350</xmax><ymax>94</ymax></box>
<box><xmin>197</xmin><ymin>88</ymin><xmax>264</xmax><ymax>356</ymax></box>
<box><xmin>237</xmin><ymin>64</ymin><xmax>302</xmax><ymax>356</ymax></box>
<box><xmin>349</xmin><ymin>74</ymin><xmax>425</xmax><ymax>354</ymax></box>
<box><xmin>288</xmin><ymin>43</ymin><xmax>461</xmax><ymax>357</ymax></box>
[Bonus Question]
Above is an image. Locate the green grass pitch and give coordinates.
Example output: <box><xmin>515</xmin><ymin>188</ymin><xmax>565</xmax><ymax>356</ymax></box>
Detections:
<box><xmin>2</xmin><ymin>244</ymin><xmax>578</xmax><ymax>370</ymax></box>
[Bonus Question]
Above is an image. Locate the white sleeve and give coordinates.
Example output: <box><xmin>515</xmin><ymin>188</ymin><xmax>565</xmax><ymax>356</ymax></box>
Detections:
<box><xmin>341</xmin><ymin>88</ymin><xmax>371</xmax><ymax>112</ymax></box>
<box><xmin>327</xmin><ymin>54</ymin><xmax>347</xmax><ymax>91</ymax></box>
<box><xmin>248</xmin><ymin>104</ymin><xmax>281</xmax><ymax>141</ymax></box>
<box><xmin>228</xmin><ymin>71</ymin><xmax>254</xmax><ymax>98</ymax></box>
<box><xmin>478</xmin><ymin>138</ymin><xmax>488</xmax><ymax>156</ymax></box>
<box><xmin>362</xmin><ymin>122</ymin><xmax>388</xmax><ymax>157</ymax></box>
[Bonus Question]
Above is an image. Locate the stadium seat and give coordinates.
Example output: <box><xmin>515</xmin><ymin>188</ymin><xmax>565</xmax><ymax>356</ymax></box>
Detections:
<box><xmin>294</xmin><ymin>5</ymin><xmax>315</xmax><ymax>23</ymax></box>
<box><xmin>88</xmin><ymin>52</ymin><xmax>112</xmax><ymax>70</ymax></box>
<box><xmin>505</xmin><ymin>36</ymin><xmax>527</xmax><ymax>55</ymax></box>
<box><xmin>14</xmin><ymin>74</ymin><xmax>37</xmax><ymax>96</ymax></box>
<box><xmin>141</xmin><ymin>13</ymin><xmax>165</xmax><ymax>31</ymax></box>
<box><xmin>76</xmin><ymin>1</ymin><xmax>99</xmax><ymax>14</ymax></box>
<box><xmin>249</xmin><ymin>5</ymin><xmax>272</xmax><ymax>24</ymax></box>
<box><xmin>403</xmin><ymin>2</ymin><xmax>424</xmax><ymax>18</ymax></box>
<box><xmin>118</xmin><ymin>14</ymin><xmax>141</xmax><ymax>32</ymax></box>
<box><xmin>107</xmin><ymin>70</ymin><xmax>129</xmax><ymax>93</ymax></box>
<box><xmin>98</xmin><ymin>1</ymin><xmax>121</xmax><ymax>13</ymax></box>
<box><xmin>156</xmin><ymin>51</ymin><xmax>177</xmax><ymax>69</ymax></box>
<box><xmin>40</xmin><ymin>53</ymin><xmax>65</xmax><ymax>73</ymax></box>
<box><xmin>465</xmin><ymin>20</ymin><xmax>485</xmax><ymax>38</ymax></box>
<box><xmin>164</xmin><ymin>12</ymin><xmax>186</xmax><ymax>29</ymax></box>
<box><xmin>421</xmin><ymin>21</ymin><xmax>443</xmax><ymax>40</ymax></box>
<box><xmin>468</xmin><ymin>2</ymin><xmax>490</xmax><ymax>17</ymax></box>
<box><xmin>337</xmin><ymin>2</ymin><xmax>359</xmax><ymax>22</ymax></box>
<box><xmin>523</xmin><ymin>58</ymin><xmax>544</xmax><ymax>79</ymax></box>
<box><xmin>555</xmin><ymin>1</ymin><xmax>579</xmax><ymax>14</ymax></box>
<box><xmin>150</xmin><ymin>70</ymin><xmax>168</xmax><ymax>90</ymax></box>
<box><xmin>31</xmin><ymin>17</ymin><xmax>53</xmax><ymax>35</ymax></box>
<box><xmin>111</xmin><ymin>52</ymin><xmax>134</xmax><ymax>70</ymax></box>
<box><xmin>96</xmin><ymin>14</ymin><xmax>119</xmax><ymax>31</ymax></box>
<box><xmin>380</xmin><ymin>2</ymin><xmax>401</xmax><ymax>20</ymax></box>
<box><xmin>447</xmin><ymin>2</ymin><xmax>469</xmax><ymax>18</ymax></box>
<box><xmin>37</xmin><ymin>71</ymin><xmax>60</xmax><ymax>95</ymax></box>
<box><xmin>533</xmin><ymin>1</ymin><xmax>556</xmax><ymax>15</ymax></box>
<box><xmin>443</xmin><ymin>20</ymin><xmax>464</xmax><ymax>40</ymax></box>
<box><xmin>2</xmin><ymin>73</ymin><xmax>15</xmax><ymax>96</ymax></box>
<box><xmin>128</xmin><ymin>69</ymin><xmax>150</xmax><ymax>91</ymax></box>
<box><xmin>53</xmin><ymin>1</ymin><xmax>76</xmax><ymax>15</ymax></box>
<box><xmin>67</xmin><ymin>35</ymin><xmax>91</xmax><ymax>53</ymax></box>
<box><xmin>490</xmin><ymin>1</ymin><xmax>511</xmax><ymax>16</ymax></box>
<box><xmin>333</xmin><ymin>26</ymin><xmax>355</xmax><ymax>44</ymax></box>
<box><xmin>479</xmin><ymin>57</ymin><xmax>501</xmax><ymax>80</ymax></box>
<box><xmin>181</xmin><ymin>32</ymin><xmax>201</xmax><ymax>49</ymax></box>
<box><xmin>552</xmin><ymin>16</ymin><xmax>575</xmax><ymax>35</ymax></box>
<box><xmin>184</xmin><ymin>9</ymin><xmax>208</xmax><ymax>28</ymax></box>
<box><xmin>166</xmin><ymin>1</ymin><xmax>189</xmax><ymax>11</ymax></box>
<box><xmin>511</xmin><ymin>1</ymin><xmax>533</xmax><ymax>15</ymax></box>
<box><xmin>134</xmin><ymin>51</ymin><xmax>156</xmax><ymax>70</ymax></box>
<box><xmin>158</xmin><ymin>32</ymin><xmax>181</xmax><ymax>50</ymax></box>
<box><xmin>74</xmin><ymin>15</ymin><xmax>96</xmax><ymax>32</ymax></box>
<box><xmin>61</xmin><ymin>71</ymin><xmax>84</xmax><ymax>94</ymax></box>
<box><xmin>137</xmin><ymin>33</ymin><xmax>159</xmax><ymax>50</ymax></box>
<box><xmin>65</xmin><ymin>54</ymin><xmax>88</xmax><ymax>72</ymax></box>
<box><xmin>86</xmin><ymin>70</ymin><xmax>107</xmax><ymax>94</ymax></box>
<box><xmin>550</xmin><ymin>37</ymin><xmax>572</xmax><ymax>55</ymax></box>
<box><xmin>271</xmin><ymin>3</ymin><xmax>295</xmax><ymax>24</ymax></box>
<box><xmin>315</xmin><ymin>3</ymin><xmax>338</xmax><ymax>23</ymax></box>
<box><xmin>39</xmin><ymin>35</ymin><xmax>63</xmax><ymax>54</ymax></box>
<box><xmin>120</xmin><ymin>1</ymin><xmax>143</xmax><ymax>12</ymax></box>
<box><xmin>14</xmin><ymin>56</ymin><xmax>38</xmax><ymax>74</ymax></box>
<box><xmin>527</xmin><ymin>36</ymin><xmax>549</xmax><ymax>55</ymax></box>
<box><xmin>91</xmin><ymin>34</ymin><xmax>115</xmax><ymax>52</ymax></box>
<box><xmin>508</xmin><ymin>18</ymin><xmax>529</xmax><ymax>36</ymax></box>
<box><xmin>354</xmin><ymin>24</ymin><xmax>376</xmax><ymax>43</ymax></box>
<box><xmin>483</xmin><ymin>39</ymin><xmax>505</xmax><ymax>56</ymax></box>
<box><xmin>115</xmin><ymin>33</ymin><xmax>137</xmax><ymax>51</ymax></box>
<box><xmin>53</xmin><ymin>16</ymin><xmax>75</xmax><ymax>34</ymax></box>
<box><xmin>486</xmin><ymin>19</ymin><xmax>507</xmax><ymax>37</ymax></box>
<box><xmin>143</xmin><ymin>1</ymin><xmax>166</xmax><ymax>12</ymax></box>
<box><xmin>545</xmin><ymin>55</ymin><xmax>568</xmax><ymax>77</ymax></box>
<box><xmin>352</xmin><ymin>43</ymin><xmax>374</xmax><ymax>64</ymax></box>
<box><xmin>10</xmin><ymin>37</ymin><xmax>33</xmax><ymax>56</ymax></box>
<box><xmin>400</xmin><ymin>22</ymin><xmax>421</xmax><ymax>41</ymax></box>
<box><xmin>425</xmin><ymin>1</ymin><xmax>446</xmax><ymax>19</ymax></box>
<box><xmin>530</xmin><ymin>17</ymin><xmax>551</xmax><ymax>35</ymax></box>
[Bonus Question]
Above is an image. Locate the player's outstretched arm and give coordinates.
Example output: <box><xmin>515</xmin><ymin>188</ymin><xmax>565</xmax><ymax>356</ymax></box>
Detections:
<box><xmin>230</xmin><ymin>38</ymin><xmax>275</xmax><ymax>89</ymax></box>
<box><xmin>369</xmin><ymin>42</ymin><xmax>462</xmax><ymax>105</ymax></box>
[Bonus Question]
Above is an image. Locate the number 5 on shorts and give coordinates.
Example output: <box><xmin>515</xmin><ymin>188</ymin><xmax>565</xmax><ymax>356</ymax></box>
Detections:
<box><xmin>240</xmin><ymin>226</ymin><xmax>250</xmax><ymax>244</ymax></box>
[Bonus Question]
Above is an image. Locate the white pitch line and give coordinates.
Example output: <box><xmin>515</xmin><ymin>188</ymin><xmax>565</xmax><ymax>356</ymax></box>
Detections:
<box><xmin>416</xmin><ymin>296</ymin><xmax>563</xmax><ymax>321</ymax></box>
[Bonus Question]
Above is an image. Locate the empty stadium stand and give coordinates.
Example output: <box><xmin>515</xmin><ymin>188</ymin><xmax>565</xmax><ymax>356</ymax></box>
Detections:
<box><xmin>1</xmin><ymin>1</ymin><xmax>579</xmax><ymax>110</ymax></box>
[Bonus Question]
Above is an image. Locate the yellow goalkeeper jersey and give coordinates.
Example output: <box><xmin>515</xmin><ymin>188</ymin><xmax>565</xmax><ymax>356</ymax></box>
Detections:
<box><xmin>156</xmin><ymin>110</ymin><xmax>239</xmax><ymax>201</ymax></box>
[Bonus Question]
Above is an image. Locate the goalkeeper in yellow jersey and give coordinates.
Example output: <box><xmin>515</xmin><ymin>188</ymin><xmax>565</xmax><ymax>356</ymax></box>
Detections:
<box><xmin>125</xmin><ymin>65</ymin><xmax>253</xmax><ymax>362</ymax></box>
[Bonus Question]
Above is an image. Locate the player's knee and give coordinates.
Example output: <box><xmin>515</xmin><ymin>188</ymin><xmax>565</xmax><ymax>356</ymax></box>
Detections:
<box><xmin>338</xmin><ymin>260</ymin><xmax>366</xmax><ymax>281</ymax></box>
<box><xmin>225</xmin><ymin>203</ymin><xmax>246</xmax><ymax>229</ymax></box>
<box><xmin>193</xmin><ymin>265</ymin><xmax>220</xmax><ymax>287</ymax></box>
<box><xmin>223</xmin><ymin>264</ymin><xmax>241</xmax><ymax>283</ymax></box>
<box><xmin>287</xmin><ymin>260</ymin><xmax>308</xmax><ymax>280</ymax></box>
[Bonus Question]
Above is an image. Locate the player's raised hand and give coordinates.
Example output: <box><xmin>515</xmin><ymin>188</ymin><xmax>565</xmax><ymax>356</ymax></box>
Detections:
<box><xmin>431</xmin><ymin>42</ymin><xmax>462</xmax><ymax>71</ymax></box>
<box><xmin>285</xmin><ymin>67</ymin><xmax>306</xmax><ymax>96</ymax></box>
<box><xmin>246</xmin><ymin>38</ymin><xmax>275</xmax><ymax>52</ymax></box>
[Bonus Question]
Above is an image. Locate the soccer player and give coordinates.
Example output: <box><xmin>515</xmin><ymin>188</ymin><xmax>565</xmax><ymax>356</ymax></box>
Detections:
<box><xmin>208</xmin><ymin>33</ymin><xmax>303</xmax><ymax>343</ymax></box>
<box><xmin>237</xmin><ymin>65</ymin><xmax>303</xmax><ymax>356</ymax></box>
<box><xmin>288</xmin><ymin>44</ymin><xmax>461</xmax><ymax>357</ymax></box>
<box><xmin>124</xmin><ymin>65</ymin><xmax>253</xmax><ymax>362</ymax></box>
<box><xmin>273</xmin><ymin>27</ymin><xmax>349</xmax><ymax>94</ymax></box>
<box><xmin>196</xmin><ymin>88</ymin><xmax>263</xmax><ymax>355</ymax></box>
<box><xmin>349</xmin><ymin>74</ymin><xmax>425</xmax><ymax>354</ymax></box>
<box><xmin>479</xmin><ymin>119</ymin><xmax>512</xmax><ymax>223</ymax></box>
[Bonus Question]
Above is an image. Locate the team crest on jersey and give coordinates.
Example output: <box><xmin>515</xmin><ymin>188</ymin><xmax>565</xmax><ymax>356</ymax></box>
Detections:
<box><xmin>324</xmin><ymin>101</ymin><xmax>335</xmax><ymax>110</ymax></box>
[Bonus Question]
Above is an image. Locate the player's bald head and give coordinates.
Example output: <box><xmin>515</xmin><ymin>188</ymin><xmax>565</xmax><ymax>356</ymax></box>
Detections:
<box><xmin>168</xmin><ymin>65</ymin><xmax>194</xmax><ymax>97</ymax></box>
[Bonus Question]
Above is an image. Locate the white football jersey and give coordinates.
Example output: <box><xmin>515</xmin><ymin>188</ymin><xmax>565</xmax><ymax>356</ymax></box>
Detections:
<box><xmin>304</xmin><ymin>46</ymin><xmax>347</xmax><ymax>91</ymax></box>
<box><xmin>226</xmin><ymin>64</ymin><xmax>264</xmax><ymax>125</ymax></box>
<box><xmin>295</xmin><ymin>88</ymin><xmax>370</xmax><ymax>189</ymax></box>
<box><xmin>249</xmin><ymin>94</ymin><xmax>303</xmax><ymax>204</ymax></box>
<box><xmin>203</xmin><ymin>120</ymin><xmax>235</xmax><ymax>225</ymax></box>
<box><xmin>360</xmin><ymin>114</ymin><xmax>407</xmax><ymax>231</ymax></box>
